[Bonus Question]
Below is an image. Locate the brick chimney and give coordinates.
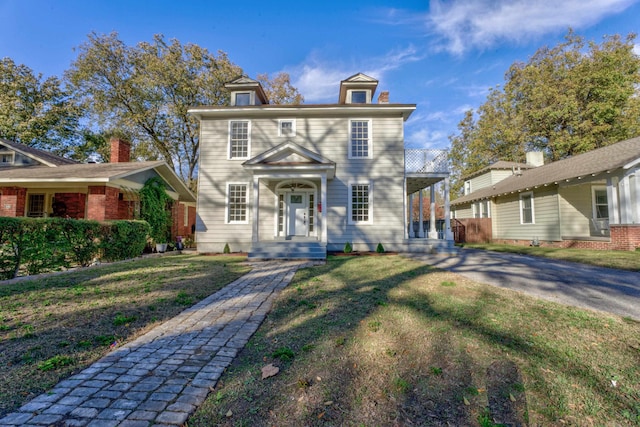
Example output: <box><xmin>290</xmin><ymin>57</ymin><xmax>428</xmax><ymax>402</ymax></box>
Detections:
<box><xmin>110</xmin><ymin>137</ymin><xmax>131</xmax><ymax>163</ymax></box>
<box><xmin>377</xmin><ymin>91</ymin><xmax>389</xmax><ymax>104</ymax></box>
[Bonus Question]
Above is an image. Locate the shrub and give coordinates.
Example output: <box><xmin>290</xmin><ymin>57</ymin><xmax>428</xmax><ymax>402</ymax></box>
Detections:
<box><xmin>53</xmin><ymin>218</ymin><xmax>101</xmax><ymax>267</ymax></box>
<box><xmin>344</xmin><ymin>242</ymin><xmax>353</xmax><ymax>253</ymax></box>
<box><xmin>99</xmin><ymin>221</ymin><xmax>149</xmax><ymax>262</ymax></box>
<box><xmin>139</xmin><ymin>177</ymin><xmax>172</xmax><ymax>244</ymax></box>
<box><xmin>223</xmin><ymin>243</ymin><xmax>231</xmax><ymax>254</ymax></box>
<box><xmin>376</xmin><ymin>243</ymin><xmax>385</xmax><ymax>253</ymax></box>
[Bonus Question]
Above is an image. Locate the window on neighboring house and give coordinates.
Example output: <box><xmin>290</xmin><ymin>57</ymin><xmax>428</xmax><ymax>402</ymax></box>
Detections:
<box><xmin>481</xmin><ymin>200</ymin><xmax>490</xmax><ymax>218</ymax></box>
<box><xmin>27</xmin><ymin>194</ymin><xmax>46</xmax><ymax>217</ymax></box>
<box><xmin>235</xmin><ymin>93</ymin><xmax>250</xmax><ymax>106</ymax></box>
<box><xmin>1</xmin><ymin>152</ymin><xmax>14</xmax><ymax>164</ymax></box>
<box><xmin>183</xmin><ymin>204</ymin><xmax>189</xmax><ymax>227</ymax></box>
<box><xmin>351</xmin><ymin>90</ymin><xmax>367</xmax><ymax>104</ymax></box>
<box><xmin>227</xmin><ymin>183</ymin><xmax>248</xmax><ymax>223</ymax></box>
<box><xmin>279</xmin><ymin>119</ymin><xmax>296</xmax><ymax>137</ymax></box>
<box><xmin>349</xmin><ymin>119</ymin><xmax>371</xmax><ymax>158</ymax></box>
<box><xmin>229</xmin><ymin>121</ymin><xmax>250</xmax><ymax>159</ymax></box>
<box><xmin>464</xmin><ymin>181</ymin><xmax>471</xmax><ymax>195</ymax></box>
<box><xmin>519</xmin><ymin>192</ymin><xmax>534</xmax><ymax>224</ymax></box>
<box><xmin>349</xmin><ymin>182</ymin><xmax>372</xmax><ymax>224</ymax></box>
<box><xmin>592</xmin><ymin>187</ymin><xmax>609</xmax><ymax>219</ymax></box>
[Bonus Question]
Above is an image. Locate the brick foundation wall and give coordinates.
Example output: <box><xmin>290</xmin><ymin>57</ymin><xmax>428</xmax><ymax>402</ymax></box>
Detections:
<box><xmin>493</xmin><ymin>226</ymin><xmax>640</xmax><ymax>251</ymax></box>
<box><xmin>0</xmin><ymin>187</ymin><xmax>27</xmax><ymax>217</ymax></box>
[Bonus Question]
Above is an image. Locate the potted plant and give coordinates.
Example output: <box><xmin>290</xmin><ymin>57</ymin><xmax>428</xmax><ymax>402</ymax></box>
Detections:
<box><xmin>139</xmin><ymin>177</ymin><xmax>172</xmax><ymax>253</ymax></box>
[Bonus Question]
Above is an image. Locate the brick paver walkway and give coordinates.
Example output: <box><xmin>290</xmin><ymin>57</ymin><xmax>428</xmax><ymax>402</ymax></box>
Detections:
<box><xmin>0</xmin><ymin>260</ymin><xmax>316</xmax><ymax>427</ymax></box>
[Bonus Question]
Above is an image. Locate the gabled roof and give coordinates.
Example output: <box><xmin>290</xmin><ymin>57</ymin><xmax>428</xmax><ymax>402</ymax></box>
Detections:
<box><xmin>243</xmin><ymin>141</ymin><xmax>336</xmax><ymax>179</ymax></box>
<box><xmin>0</xmin><ymin>161</ymin><xmax>196</xmax><ymax>203</ymax></box>
<box><xmin>339</xmin><ymin>73</ymin><xmax>379</xmax><ymax>104</ymax></box>
<box><xmin>225</xmin><ymin>75</ymin><xmax>269</xmax><ymax>105</ymax></box>
<box><xmin>452</xmin><ymin>136</ymin><xmax>640</xmax><ymax>205</ymax></box>
<box><xmin>0</xmin><ymin>138</ymin><xmax>77</xmax><ymax>167</ymax></box>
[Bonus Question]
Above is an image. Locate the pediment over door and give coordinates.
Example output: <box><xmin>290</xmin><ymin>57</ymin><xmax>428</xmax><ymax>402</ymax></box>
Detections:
<box><xmin>242</xmin><ymin>141</ymin><xmax>336</xmax><ymax>179</ymax></box>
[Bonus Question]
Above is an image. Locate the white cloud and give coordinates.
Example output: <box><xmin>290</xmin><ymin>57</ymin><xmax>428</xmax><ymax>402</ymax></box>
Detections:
<box><xmin>288</xmin><ymin>46</ymin><xmax>424</xmax><ymax>103</ymax></box>
<box><xmin>427</xmin><ymin>0</ymin><xmax>637</xmax><ymax>55</ymax></box>
<box><xmin>405</xmin><ymin>125</ymin><xmax>449</xmax><ymax>149</ymax></box>
<box><xmin>634</xmin><ymin>43</ymin><xmax>640</xmax><ymax>56</ymax></box>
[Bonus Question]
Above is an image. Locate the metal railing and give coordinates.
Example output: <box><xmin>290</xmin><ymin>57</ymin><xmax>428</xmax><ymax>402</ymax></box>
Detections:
<box><xmin>405</xmin><ymin>149</ymin><xmax>449</xmax><ymax>174</ymax></box>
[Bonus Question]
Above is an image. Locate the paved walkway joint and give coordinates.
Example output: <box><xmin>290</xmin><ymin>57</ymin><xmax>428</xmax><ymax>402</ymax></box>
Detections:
<box><xmin>1</xmin><ymin>260</ymin><xmax>317</xmax><ymax>427</ymax></box>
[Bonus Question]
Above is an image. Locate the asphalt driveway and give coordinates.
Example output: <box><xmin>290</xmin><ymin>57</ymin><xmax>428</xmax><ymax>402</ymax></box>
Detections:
<box><xmin>404</xmin><ymin>248</ymin><xmax>640</xmax><ymax>321</ymax></box>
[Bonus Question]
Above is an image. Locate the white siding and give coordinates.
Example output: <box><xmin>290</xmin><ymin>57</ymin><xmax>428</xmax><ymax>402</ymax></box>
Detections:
<box><xmin>470</xmin><ymin>173</ymin><xmax>491</xmax><ymax>192</ymax></box>
<box><xmin>494</xmin><ymin>187</ymin><xmax>560</xmax><ymax>241</ymax></box>
<box><xmin>196</xmin><ymin>113</ymin><xmax>407</xmax><ymax>252</ymax></box>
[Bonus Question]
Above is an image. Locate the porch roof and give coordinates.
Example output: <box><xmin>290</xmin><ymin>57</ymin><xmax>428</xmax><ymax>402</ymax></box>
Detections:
<box><xmin>243</xmin><ymin>141</ymin><xmax>336</xmax><ymax>179</ymax></box>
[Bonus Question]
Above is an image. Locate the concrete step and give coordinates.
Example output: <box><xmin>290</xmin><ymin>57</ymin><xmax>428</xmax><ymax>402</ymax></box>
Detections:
<box><xmin>248</xmin><ymin>241</ymin><xmax>327</xmax><ymax>260</ymax></box>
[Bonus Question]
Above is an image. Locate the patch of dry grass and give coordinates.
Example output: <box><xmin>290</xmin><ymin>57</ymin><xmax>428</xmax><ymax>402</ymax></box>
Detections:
<box><xmin>0</xmin><ymin>254</ymin><xmax>249</xmax><ymax>417</ymax></box>
<box><xmin>189</xmin><ymin>255</ymin><xmax>640</xmax><ymax>426</ymax></box>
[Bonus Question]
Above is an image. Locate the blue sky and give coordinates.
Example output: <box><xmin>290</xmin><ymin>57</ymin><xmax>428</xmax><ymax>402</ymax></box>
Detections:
<box><xmin>1</xmin><ymin>0</ymin><xmax>639</xmax><ymax>150</ymax></box>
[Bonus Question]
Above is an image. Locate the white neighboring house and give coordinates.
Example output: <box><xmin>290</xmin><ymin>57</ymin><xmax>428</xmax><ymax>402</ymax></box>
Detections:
<box><xmin>451</xmin><ymin>137</ymin><xmax>640</xmax><ymax>250</ymax></box>
<box><xmin>189</xmin><ymin>73</ymin><xmax>453</xmax><ymax>259</ymax></box>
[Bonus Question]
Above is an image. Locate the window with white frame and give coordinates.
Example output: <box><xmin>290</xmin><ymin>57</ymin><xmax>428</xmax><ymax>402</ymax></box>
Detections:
<box><xmin>464</xmin><ymin>181</ymin><xmax>471</xmax><ymax>195</ymax></box>
<box><xmin>226</xmin><ymin>183</ymin><xmax>248</xmax><ymax>223</ymax></box>
<box><xmin>592</xmin><ymin>187</ymin><xmax>609</xmax><ymax>220</ymax></box>
<box><xmin>519</xmin><ymin>192</ymin><xmax>534</xmax><ymax>224</ymax></box>
<box><xmin>278</xmin><ymin>119</ymin><xmax>296</xmax><ymax>137</ymax></box>
<box><xmin>349</xmin><ymin>182</ymin><xmax>372</xmax><ymax>224</ymax></box>
<box><xmin>351</xmin><ymin>90</ymin><xmax>367</xmax><ymax>104</ymax></box>
<box><xmin>229</xmin><ymin>121</ymin><xmax>250</xmax><ymax>159</ymax></box>
<box><xmin>235</xmin><ymin>93</ymin><xmax>251</xmax><ymax>106</ymax></box>
<box><xmin>481</xmin><ymin>200</ymin><xmax>490</xmax><ymax>218</ymax></box>
<box><xmin>349</xmin><ymin>119</ymin><xmax>371</xmax><ymax>158</ymax></box>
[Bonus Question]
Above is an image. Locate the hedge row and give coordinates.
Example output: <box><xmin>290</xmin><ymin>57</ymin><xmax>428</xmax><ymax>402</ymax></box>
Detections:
<box><xmin>0</xmin><ymin>217</ymin><xmax>150</xmax><ymax>280</ymax></box>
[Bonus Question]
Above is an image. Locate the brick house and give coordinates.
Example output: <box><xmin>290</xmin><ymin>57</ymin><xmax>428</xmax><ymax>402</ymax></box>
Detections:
<box><xmin>0</xmin><ymin>137</ymin><xmax>196</xmax><ymax>241</ymax></box>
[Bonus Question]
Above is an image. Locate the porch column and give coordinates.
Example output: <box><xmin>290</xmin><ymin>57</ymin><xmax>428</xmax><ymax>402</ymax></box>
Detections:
<box><xmin>418</xmin><ymin>190</ymin><xmax>425</xmax><ymax>238</ymax></box>
<box><xmin>408</xmin><ymin>193</ymin><xmax>414</xmax><ymax>237</ymax></box>
<box><xmin>444</xmin><ymin>177</ymin><xmax>453</xmax><ymax>240</ymax></box>
<box><xmin>252</xmin><ymin>176</ymin><xmax>260</xmax><ymax>242</ymax></box>
<box><xmin>633</xmin><ymin>171</ymin><xmax>640</xmax><ymax>224</ymax></box>
<box><xmin>620</xmin><ymin>174</ymin><xmax>633</xmax><ymax>224</ymax></box>
<box><xmin>607</xmin><ymin>176</ymin><xmax>619</xmax><ymax>224</ymax></box>
<box><xmin>428</xmin><ymin>184</ymin><xmax>438</xmax><ymax>239</ymax></box>
<box><xmin>321</xmin><ymin>173</ymin><xmax>327</xmax><ymax>244</ymax></box>
<box><xmin>403</xmin><ymin>177</ymin><xmax>408</xmax><ymax>239</ymax></box>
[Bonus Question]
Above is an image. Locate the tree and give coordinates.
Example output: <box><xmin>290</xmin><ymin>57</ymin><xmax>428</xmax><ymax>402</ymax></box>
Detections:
<box><xmin>449</xmin><ymin>31</ymin><xmax>640</xmax><ymax>196</ymax></box>
<box><xmin>0</xmin><ymin>58</ymin><xmax>81</xmax><ymax>153</ymax></box>
<box><xmin>257</xmin><ymin>72</ymin><xmax>304</xmax><ymax>104</ymax></box>
<box><xmin>67</xmin><ymin>32</ymin><xmax>303</xmax><ymax>191</ymax></box>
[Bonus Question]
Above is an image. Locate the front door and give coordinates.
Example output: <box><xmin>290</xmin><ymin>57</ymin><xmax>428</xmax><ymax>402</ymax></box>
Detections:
<box><xmin>288</xmin><ymin>193</ymin><xmax>307</xmax><ymax>236</ymax></box>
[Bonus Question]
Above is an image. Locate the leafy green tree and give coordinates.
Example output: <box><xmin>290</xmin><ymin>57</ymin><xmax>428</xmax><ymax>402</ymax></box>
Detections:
<box><xmin>67</xmin><ymin>32</ymin><xmax>303</xmax><ymax>191</ymax></box>
<box><xmin>257</xmin><ymin>72</ymin><xmax>304</xmax><ymax>104</ymax></box>
<box><xmin>0</xmin><ymin>58</ymin><xmax>81</xmax><ymax>153</ymax></box>
<box><xmin>449</xmin><ymin>31</ymin><xmax>640</xmax><ymax>196</ymax></box>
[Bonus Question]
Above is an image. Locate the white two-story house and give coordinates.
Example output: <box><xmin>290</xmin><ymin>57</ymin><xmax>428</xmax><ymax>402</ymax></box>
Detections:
<box><xmin>189</xmin><ymin>73</ymin><xmax>453</xmax><ymax>259</ymax></box>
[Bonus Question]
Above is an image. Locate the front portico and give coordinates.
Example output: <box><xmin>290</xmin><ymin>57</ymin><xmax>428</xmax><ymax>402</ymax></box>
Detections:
<box><xmin>242</xmin><ymin>142</ymin><xmax>335</xmax><ymax>252</ymax></box>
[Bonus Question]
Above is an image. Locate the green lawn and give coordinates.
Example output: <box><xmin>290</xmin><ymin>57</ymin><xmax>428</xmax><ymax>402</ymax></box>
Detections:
<box><xmin>189</xmin><ymin>255</ymin><xmax>640</xmax><ymax>426</ymax></box>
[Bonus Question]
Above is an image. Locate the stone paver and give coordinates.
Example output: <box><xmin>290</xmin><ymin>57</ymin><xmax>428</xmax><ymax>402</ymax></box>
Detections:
<box><xmin>0</xmin><ymin>261</ymin><xmax>317</xmax><ymax>427</ymax></box>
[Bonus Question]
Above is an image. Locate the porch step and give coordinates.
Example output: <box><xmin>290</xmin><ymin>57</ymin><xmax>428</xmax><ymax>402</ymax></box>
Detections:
<box><xmin>248</xmin><ymin>241</ymin><xmax>327</xmax><ymax>260</ymax></box>
<box><xmin>406</xmin><ymin>239</ymin><xmax>459</xmax><ymax>255</ymax></box>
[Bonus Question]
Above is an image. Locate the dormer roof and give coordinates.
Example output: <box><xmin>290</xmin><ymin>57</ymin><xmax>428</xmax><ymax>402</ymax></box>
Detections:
<box><xmin>225</xmin><ymin>76</ymin><xmax>269</xmax><ymax>105</ymax></box>
<box><xmin>339</xmin><ymin>73</ymin><xmax>378</xmax><ymax>104</ymax></box>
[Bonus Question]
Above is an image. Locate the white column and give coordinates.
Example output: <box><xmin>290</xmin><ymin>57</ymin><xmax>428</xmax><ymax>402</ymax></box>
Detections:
<box><xmin>408</xmin><ymin>193</ymin><xmax>414</xmax><ymax>238</ymax></box>
<box><xmin>620</xmin><ymin>175</ymin><xmax>632</xmax><ymax>224</ymax></box>
<box><xmin>403</xmin><ymin>177</ymin><xmax>408</xmax><ymax>239</ymax></box>
<box><xmin>321</xmin><ymin>173</ymin><xmax>327</xmax><ymax>244</ymax></box>
<box><xmin>428</xmin><ymin>184</ymin><xmax>438</xmax><ymax>239</ymax></box>
<box><xmin>444</xmin><ymin>177</ymin><xmax>453</xmax><ymax>240</ymax></box>
<box><xmin>607</xmin><ymin>176</ymin><xmax>619</xmax><ymax>224</ymax></box>
<box><xmin>252</xmin><ymin>176</ymin><xmax>260</xmax><ymax>242</ymax></box>
<box><xmin>418</xmin><ymin>189</ymin><xmax>425</xmax><ymax>238</ymax></box>
<box><xmin>633</xmin><ymin>172</ymin><xmax>640</xmax><ymax>224</ymax></box>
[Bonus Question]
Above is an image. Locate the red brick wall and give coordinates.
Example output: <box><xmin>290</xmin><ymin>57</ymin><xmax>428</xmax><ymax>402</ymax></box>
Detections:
<box><xmin>171</xmin><ymin>203</ymin><xmax>196</xmax><ymax>241</ymax></box>
<box><xmin>53</xmin><ymin>193</ymin><xmax>86</xmax><ymax>219</ymax></box>
<box><xmin>0</xmin><ymin>187</ymin><xmax>27</xmax><ymax>217</ymax></box>
<box><xmin>110</xmin><ymin>138</ymin><xmax>131</xmax><ymax>163</ymax></box>
<box><xmin>493</xmin><ymin>226</ymin><xmax>640</xmax><ymax>251</ymax></box>
<box><xmin>87</xmin><ymin>186</ymin><xmax>120</xmax><ymax>220</ymax></box>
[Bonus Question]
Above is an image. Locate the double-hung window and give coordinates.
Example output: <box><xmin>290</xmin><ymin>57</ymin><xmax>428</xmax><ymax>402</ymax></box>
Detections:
<box><xmin>592</xmin><ymin>187</ymin><xmax>609</xmax><ymax>220</ymax></box>
<box><xmin>349</xmin><ymin>182</ymin><xmax>372</xmax><ymax>224</ymax></box>
<box><xmin>349</xmin><ymin>119</ymin><xmax>372</xmax><ymax>159</ymax></box>
<box><xmin>278</xmin><ymin>119</ymin><xmax>296</xmax><ymax>137</ymax></box>
<box><xmin>519</xmin><ymin>192</ymin><xmax>534</xmax><ymax>224</ymax></box>
<box><xmin>227</xmin><ymin>183</ymin><xmax>248</xmax><ymax>224</ymax></box>
<box><xmin>229</xmin><ymin>121</ymin><xmax>250</xmax><ymax>159</ymax></box>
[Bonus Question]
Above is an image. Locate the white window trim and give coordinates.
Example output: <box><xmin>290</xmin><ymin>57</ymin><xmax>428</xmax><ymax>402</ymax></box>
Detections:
<box><xmin>225</xmin><ymin>182</ymin><xmax>249</xmax><ymax>224</ymax></box>
<box><xmin>348</xmin><ymin>180</ymin><xmax>373</xmax><ymax>225</ymax></box>
<box><xmin>234</xmin><ymin>92</ymin><xmax>252</xmax><ymax>106</ymax></box>
<box><xmin>464</xmin><ymin>180</ymin><xmax>471</xmax><ymax>195</ymax></box>
<box><xmin>348</xmin><ymin>119</ymin><xmax>373</xmax><ymax>159</ymax></box>
<box><xmin>348</xmin><ymin>89</ymin><xmax>370</xmax><ymax>104</ymax></box>
<box><xmin>278</xmin><ymin>119</ymin><xmax>296</xmax><ymax>137</ymax></box>
<box><xmin>0</xmin><ymin>151</ymin><xmax>15</xmax><ymax>164</ymax></box>
<box><xmin>591</xmin><ymin>185</ymin><xmax>608</xmax><ymax>220</ymax></box>
<box><xmin>519</xmin><ymin>191</ymin><xmax>535</xmax><ymax>224</ymax></box>
<box><xmin>482</xmin><ymin>200</ymin><xmax>490</xmax><ymax>218</ymax></box>
<box><xmin>227</xmin><ymin>120</ymin><xmax>251</xmax><ymax>160</ymax></box>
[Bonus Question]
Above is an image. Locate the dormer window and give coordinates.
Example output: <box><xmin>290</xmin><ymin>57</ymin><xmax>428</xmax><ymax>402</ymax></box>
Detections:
<box><xmin>351</xmin><ymin>91</ymin><xmax>367</xmax><ymax>104</ymax></box>
<box><xmin>235</xmin><ymin>93</ymin><xmax>251</xmax><ymax>106</ymax></box>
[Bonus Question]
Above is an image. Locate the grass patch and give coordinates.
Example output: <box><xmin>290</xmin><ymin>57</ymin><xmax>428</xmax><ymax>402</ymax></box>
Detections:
<box><xmin>0</xmin><ymin>254</ymin><xmax>249</xmax><ymax>417</ymax></box>
<box><xmin>188</xmin><ymin>255</ymin><xmax>640</xmax><ymax>426</ymax></box>
<box><xmin>462</xmin><ymin>243</ymin><xmax>640</xmax><ymax>271</ymax></box>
